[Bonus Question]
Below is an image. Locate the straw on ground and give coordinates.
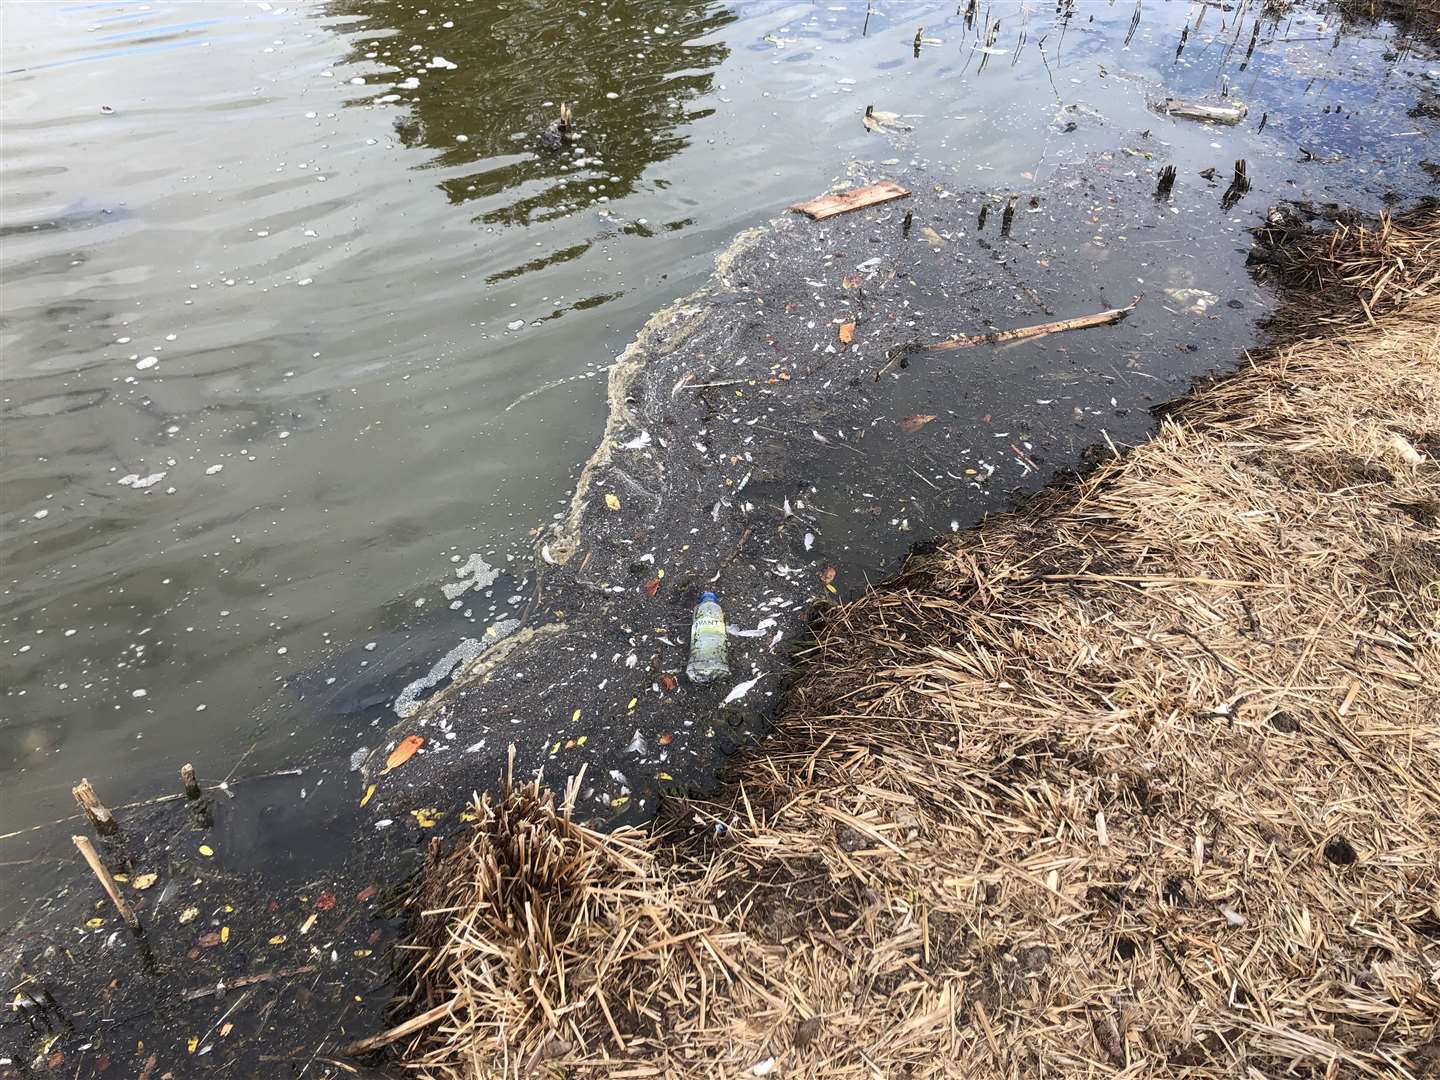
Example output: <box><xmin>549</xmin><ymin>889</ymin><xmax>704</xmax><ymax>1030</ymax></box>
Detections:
<box><xmin>374</xmin><ymin>205</ymin><xmax>1440</xmax><ymax>1078</ymax></box>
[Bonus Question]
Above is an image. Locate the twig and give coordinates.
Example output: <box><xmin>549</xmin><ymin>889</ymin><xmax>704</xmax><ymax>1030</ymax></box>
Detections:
<box><xmin>924</xmin><ymin>296</ymin><xmax>1142</xmax><ymax>351</ymax></box>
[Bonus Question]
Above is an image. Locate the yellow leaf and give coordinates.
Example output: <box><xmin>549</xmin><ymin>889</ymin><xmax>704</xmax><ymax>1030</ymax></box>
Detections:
<box><xmin>604</xmin><ymin>493</ymin><xmax>621</xmax><ymax>511</ymax></box>
<box><xmin>223</xmin><ymin>904</ymin><xmax>233</xmax><ymax>913</ymax></box>
<box><xmin>188</xmin><ymin>1036</ymin><xmax>199</xmax><ymax>1054</ymax></box>
<box><xmin>627</xmin><ymin>698</ymin><xmax>637</xmax><ymax>711</ymax></box>
<box><xmin>85</xmin><ymin>917</ymin><xmax>105</xmax><ymax>928</ymax></box>
<box><xmin>410</xmin><ymin>807</ymin><xmax>441</xmax><ymax>828</ymax></box>
<box><xmin>220</xmin><ymin>926</ymin><xmax>230</xmax><ymax>944</ymax></box>
<box><xmin>360</xmin><ymin>784</ymin><xmax>376</xmax><ymax>808</ymax></box>
<box><xmin>610</xmin><ymin>795</ymin><xmax>630</xmax><ymax>808</ymax></box>
<box><xmin>657</xmin><ymin>772</ymin><xmax>673</xmax><ymax>781</ymax></box>
<box><xmin>572</xmin><ymin>708</ymin><xmax>581</xmax><ymax>722</ymax></box>
<box><xmin>132</xmin><ymin>872</ymin><xmax>158</xmax><ymax>890</ymax></box>
<box><xmin>825</xmin><ymin>583</ymin><xmax>837</xmax><ymax>594</ymax></box>
<box><xmin>577</xmin><ymin>735</ymin><xmax>587</xmax><ymax>746</ymax></box>
<box><xmin>268</xmin><ymin>934</ymin><xmax>287</xmax><ymax>945</ymax></box>
<box><xmin>300</xmin><ymin>913</ymin><xmax>317</xmax><ymax>935</ymax></box>
<box><xmin>353</xmin><ymin>948</ymin><xmax>373</xmax><ymax>958</ymax></box>
<box><xmin>198</xmin><ymin>844</ymin><xmax>214</xmax><ymax>858</ymax></box>
<box><xmin>459</xmin><ymin>808</ymin><xmax>477</xmax><ymax>822</ymax></box>
<box><xmin>178</xmin><ymin>906</ymin><xmax>199</xmax><ymax>925</ymax></box>
<box><xmin>113</xmin><ymin>873</ymin><xmax>129</xmax><ymax>882</ymax></box>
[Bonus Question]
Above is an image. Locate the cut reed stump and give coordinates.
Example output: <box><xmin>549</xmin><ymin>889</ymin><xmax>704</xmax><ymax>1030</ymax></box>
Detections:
<box><xmin>72</xmin><ymin>778</ymin><xmax>117</xmax><ymax>837</ymax></box>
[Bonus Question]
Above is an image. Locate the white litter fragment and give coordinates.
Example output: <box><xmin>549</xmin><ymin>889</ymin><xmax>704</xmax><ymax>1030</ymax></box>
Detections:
<box><xmin>723</xmin><ymin>675</ymin><xmax>762</xmax><ymax>705</ymax></box>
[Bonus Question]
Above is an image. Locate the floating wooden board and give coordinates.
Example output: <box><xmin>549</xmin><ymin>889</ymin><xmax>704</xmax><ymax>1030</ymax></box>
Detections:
<box><xmin>791</xmin><ymin>180</ymin><xmax>910</xmax><ymax>220</ymax></box>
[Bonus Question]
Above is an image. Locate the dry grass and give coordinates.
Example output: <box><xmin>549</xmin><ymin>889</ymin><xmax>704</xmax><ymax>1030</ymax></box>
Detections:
<box><xmin>385</xmin><ymin>206</ymin><xmax>1440</xmax><ymax>1078</ymax></box>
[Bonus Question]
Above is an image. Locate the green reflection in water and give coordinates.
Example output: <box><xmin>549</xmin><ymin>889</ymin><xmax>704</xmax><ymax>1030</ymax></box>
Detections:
<box><xmin>328</xmin><ymin>0</ymin><xmax>734</xmax><ymax>230</ymax></box>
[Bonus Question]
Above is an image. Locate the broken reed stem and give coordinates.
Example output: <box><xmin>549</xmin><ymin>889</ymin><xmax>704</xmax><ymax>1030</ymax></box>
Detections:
<box><xmin>345</xmin><ymin>997</ymin><xmax>455</xmax><ymax>1056</ymax></box>
<box><xmin>72</xmin><ymin>778</ymin><xmax>117</xmax><ymax>837</ymax></box>
<box><xmin>180</xmin><ymin>763</ymin><xmax>202</xmax><ymax>800</ymax></box>
<box><xmin>72</xmin><ymin>834</ymin><xmax>141</xmax><ymax>934</ymax></box>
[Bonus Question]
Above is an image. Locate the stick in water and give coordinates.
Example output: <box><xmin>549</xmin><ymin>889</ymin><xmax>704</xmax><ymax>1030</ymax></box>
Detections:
<box><xmin>924</xmin><ymin>295</ymin><xmax>1142</xmax><ymax>351</ymax></box>
<box><xmin>72</xmin><ymin>834</ymin><xmax>141</xmax><ymax>934</ymax></box>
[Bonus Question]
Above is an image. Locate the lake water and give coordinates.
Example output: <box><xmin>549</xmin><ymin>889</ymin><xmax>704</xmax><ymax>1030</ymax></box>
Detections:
<box><xmin>2</xmin><ymin>0</ymin><xmax>1436</xmax><ymax>914</ymax></box>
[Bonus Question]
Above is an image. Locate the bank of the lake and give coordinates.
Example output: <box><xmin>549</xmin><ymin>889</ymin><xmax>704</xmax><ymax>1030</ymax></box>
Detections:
<box><xmin>384</xmin><ymin>204</ymin><xmax>1439</xmax><ymax>1078</ymax></box>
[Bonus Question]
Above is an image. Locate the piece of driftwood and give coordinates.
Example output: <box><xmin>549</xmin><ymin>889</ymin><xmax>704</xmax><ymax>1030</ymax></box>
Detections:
<box><xmin>791</xmin><ymin>180</ymin><xmax>909</xmax><ymax>220</ymax></box>
<box><xmin>1160</xmin><ymin>97</ymin><xmax>1248</xmax><ymax>123</ymax></box>
<box><xmin>924</xmin><ymin>296</ymin><xmax>1142</xmax><ymax>352</ymax></box>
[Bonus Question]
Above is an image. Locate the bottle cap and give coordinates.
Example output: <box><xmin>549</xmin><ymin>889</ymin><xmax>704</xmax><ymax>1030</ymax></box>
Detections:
<box><xmin>700</xmin><ymin>591</ymin><xmax>718</xmax><ymax>604</ymax></box>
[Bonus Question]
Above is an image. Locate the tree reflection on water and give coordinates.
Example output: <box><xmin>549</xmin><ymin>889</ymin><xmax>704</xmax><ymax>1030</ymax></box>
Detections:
<box><xmin>328</xmin><ymin>0</ymin><xmax>734</xmax><ymax>227</ymax></box>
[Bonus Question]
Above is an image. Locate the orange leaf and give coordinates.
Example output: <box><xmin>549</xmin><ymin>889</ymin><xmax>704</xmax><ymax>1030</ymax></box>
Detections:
<box><xmin>315</xmin><ymin>890</ymin><xmax>337</xmax><ymax>912</ymax></box>
<box><xmin>658</xmin><ymin>732</ymin><xmax>673</xmax><ymax>746</ymax></box>
<box><xmin>357</xmin><ymin>884</ymin><xmax>377</xmax><ymax>903</ymax></box>
<box><xmin>644</xmin><ymin>577</ymin><xmax>661</xmax><ymax>598</ymax></box>
<box><xmin>382</xmin><ymin>735</ymin><xmax>424</xmax><ymax>774</ymax></box>
<box><xmin>838</xmin><ymin>321</ymin><xmax>856</xmax><ymax>344</ymax></box>
<box><xmin>821</xmin><ymin>566</ymin><xmax>837</xmax><ymax>585</ymax></box>
<box><xmin>660</xmin><ymin>674</ymin><xmax>678</xmax><ymax>692</ymax></box>
<box><xmin>899</xmin><ymin>414</ymin><xmax>937</xmax><ymax>433</ymax></box>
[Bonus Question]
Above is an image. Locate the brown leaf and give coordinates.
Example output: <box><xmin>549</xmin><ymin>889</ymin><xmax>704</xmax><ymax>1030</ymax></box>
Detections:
<box><xmin>838</xmin><ymin>321</ymin><xmax>856</xmax><ymax>344</ymax></box>
<box><xmin>382</xmin><ymin>734</ymin><xmax>425</xmax><ymax>773</ymax></box>
<box><xmin>658</xmin><ymin>732</ymin><xmax>673</xmax><ymax>746</ymax></box>
<box><xmin>794</xmin><ymin>1015</ymin><xmax>824</xmax><ymax>1048</ymax></box>
<box><xmin>841</xmin><ymin>275</ymin><xmax>859</xmax><ymax>289</ymax></box>
<box><xmin>644</xmin><ymin>577</ymin><xmax>661</xmax><ymax>598</ymax></box>
<box><xmin>198</xmin><ymin>931</ymin><xmax>222</xmax><ymax>948</ymax></box>
<box><xmin>47</xmin><ymin>1052</ymin><xmax>65</xmax><ymax>1069</ymax></box>
<box><xmin>138</xmin><ymin>1055</ymin><xmax>158</xmax><ymax>1080</ymax></box>
<box><xmin>315</xmin><ymin>890</ymin><xmax>337</xmax><ymax>912</ymax></box>
<box><xmin>356</xmin><ymin>884</ymin><xmax>377</xmax><ymax>903</ymax></box>
<box><xmin>899</xmin><ymin>414</ymin><xmax>937</xmax><ymax>433</ymax></box>
<box><xmin>821</xmin><ymin>566</ymin><xmax>837</xmax><ymax>585</ymax></box>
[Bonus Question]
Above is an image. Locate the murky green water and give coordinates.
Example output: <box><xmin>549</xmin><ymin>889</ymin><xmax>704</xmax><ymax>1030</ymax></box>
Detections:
<box><xmin>2</xmin><ymin>0</ymin><xmax>1435</xmax><ymax>914</ymax></box>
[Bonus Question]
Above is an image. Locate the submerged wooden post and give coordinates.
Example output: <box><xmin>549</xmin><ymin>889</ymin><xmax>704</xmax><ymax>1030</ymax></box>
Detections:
<box><xmin>73</xmin><ymin>835</ymin><xmax>141</xmax><ymax>934</ymax></box>
<box><xmin>180</xmin><ymin>763</ymin><xmax>202</xmax><ymax>801</ymax></box>
<box><xmin>72</xmin><ymin>779</ymin><xmax>117</xmax><ymax>837</ymax></box>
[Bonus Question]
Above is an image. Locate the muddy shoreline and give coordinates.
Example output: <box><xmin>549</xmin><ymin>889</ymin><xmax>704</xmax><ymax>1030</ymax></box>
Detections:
<box><xmin>386</xmin><ymin>202</ymin><xmax>1440</xmax><ymax>1078</ymax></box>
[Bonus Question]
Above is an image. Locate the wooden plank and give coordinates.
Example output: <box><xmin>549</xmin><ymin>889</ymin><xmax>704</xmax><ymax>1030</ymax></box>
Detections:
<box><xmin>790</xmin><ymin>180</ymin><xmax>909</xmax><ymax>220</ymax></box>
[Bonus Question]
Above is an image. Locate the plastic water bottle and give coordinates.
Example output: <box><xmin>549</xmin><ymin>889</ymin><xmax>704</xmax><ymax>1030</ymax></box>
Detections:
<box><xmin>686</xmin><ymin>592</ymin><xmax>730</xmax><ymax>684</ymax></box>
